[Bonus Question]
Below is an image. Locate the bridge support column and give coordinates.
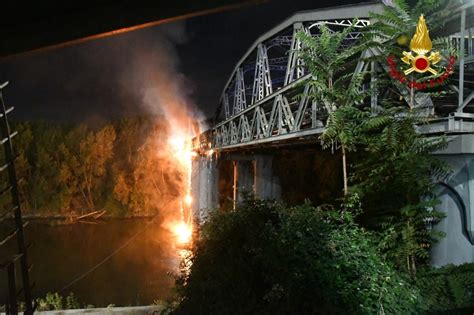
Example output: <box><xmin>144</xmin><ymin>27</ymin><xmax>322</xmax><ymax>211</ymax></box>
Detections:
<box><xmin>191</xmin><ymin>155</ymin><xmax>218</xmax><ymax>224</ymax></box>
<box><xmin>235</xmin><ymin>160</ymin><xmax>254</xmax><ymax>203</ymax></box>
<box><xmin>431</xmin><ymin>134</ymin><xmax>474</xmax><ymax>266</ymax></box>
<box><xmin>254</xmin><ymin>155</ymin><xmax>281</xmax><ymax>200</ymax></box>
<box><xmin>231</xmin><ymin>155</ymin><xmax>281</xmax><ymax>207</ymax></box>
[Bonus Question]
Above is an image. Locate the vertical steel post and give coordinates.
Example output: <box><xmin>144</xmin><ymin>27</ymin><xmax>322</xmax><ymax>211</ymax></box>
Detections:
<box><xmin>0</xmin><ymin>90</ymin><xmax>33</xmax><ymax>315</ymax></box>
<box><xmin>311</xmin><ymin>100</ymin><xmax>317</xmax><ymax>128</ymax></box>
<box><xmin>252</xmin><ymin>160</ymin><xmax>257</xmax><ymax>196</ymax></box>
<box><xmin>232</xmin><ymin>161</ymin><xmax>237</xmax><ymax>210</ymax></box>
<box><xmin>458</xmin><ymin>8</ymin><xmax>466</xmax><ymax>110</ymax></box>
<box><xmin>371</xmin><ymin>61</ymin><xmax>378</xmax><ymax>113</ymax></box>
<box><xmin>468</xmin><ymin>27</ymin><xmax>472</xmax><ymax>57</ymax></box>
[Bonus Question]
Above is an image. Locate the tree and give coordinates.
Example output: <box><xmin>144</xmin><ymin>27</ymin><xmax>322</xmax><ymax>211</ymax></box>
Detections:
<box><xmin>354</xmin><ymin>0</ymin><xmax>457</xmax><ymax>275</ymax></box>
<box><xmin>319</xmin><ymin>106</ymin><xmax>368</xmax><ymax>196</ymax></box>
<box><xmin>127</xmin><ymin>121</ymin><xmax>182</xmax><ymax>216</ymax></box>
<box><xmin>3</xmin><ymin>117</ymin><xmax>191</xmax><ymax>217</ymax></box>
<box><xmin>54</xmin><ymin>124</ymin><xmax>90</xmax><ymax>213</ymax></box>
<box><xmin>352</xmin><ymin>107</ymin><xmax>448</xmax><ymax>275</ymax></box>
<box><xmin>75</xmin><ymin>125</ymin><xmax>116</xmax><ymax>212</ymax></box>
<box><xmin>14</xmin><ymin>122</ymin><xmax>33</xmax><ymax>212</ymax></box>
<box><xmin>297</xmin><ymin>23</ymin><xmax>372</xmax><ymax>196</ymax></box>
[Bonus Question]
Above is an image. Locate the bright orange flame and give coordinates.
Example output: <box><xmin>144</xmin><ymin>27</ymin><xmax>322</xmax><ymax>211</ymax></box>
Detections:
<box><xmin>184</xmin><ymin>194</ymin><xmax>192</xmax><ymax>206</ymax></box>
<box><xmin>167</xmin><ymin>126</ymin><xmax>195</xmax><ymax>246</ymax></box>
<box><xmin>173</xmin><ymin>221</ymin><xmax>192</xmax><ymax>245</ymax></box>
<box><xmin>168</xmin><ymin>134</ymin><xmax>193</xmax><ymax>167</ymax></box>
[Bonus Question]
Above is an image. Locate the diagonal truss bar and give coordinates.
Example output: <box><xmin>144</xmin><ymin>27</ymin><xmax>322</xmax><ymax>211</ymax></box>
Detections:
<box><xmin>233</xmin><ymin>67</ymin><xmax>247</xmax><ymax>115</ymax></box>
<box><xmin>285</xmin><ymin>22</ymin><xmax>307</xmax><ymax>85</ymax></box>
<box><xmin>251</xmin><ymin>43</ymin><xmax>273</xmax><ymax>104</ymax></box>
<box><xmin>223</xmin><ymin>93</ymin><xmax>230</xmax><ymax>119</ymax></box>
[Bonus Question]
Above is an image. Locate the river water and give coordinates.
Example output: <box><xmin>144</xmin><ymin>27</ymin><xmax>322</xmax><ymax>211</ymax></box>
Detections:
<box><xmin>0</xmin><ymin>218</ymin><xmax>181</xmax><ymax>307</ymax></box>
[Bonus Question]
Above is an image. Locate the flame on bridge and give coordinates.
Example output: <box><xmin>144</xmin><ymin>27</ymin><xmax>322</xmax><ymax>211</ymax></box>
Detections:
<box><xmin>167</xmin><ymin>131</ymin><xmax>195</xmax><ymax>246</ymax></box>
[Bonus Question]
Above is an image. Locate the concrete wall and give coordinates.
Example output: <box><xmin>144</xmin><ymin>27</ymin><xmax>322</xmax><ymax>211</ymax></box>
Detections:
<box><xmin>431</xmin><ymin>134</ymin><xmax>474</xmax><ymax>266</ymax></box>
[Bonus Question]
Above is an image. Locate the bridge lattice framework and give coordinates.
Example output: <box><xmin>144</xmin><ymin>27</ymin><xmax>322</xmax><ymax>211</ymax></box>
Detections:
<box><xmin>204</xmin><ymin>2</ymin><xmax>474</xmax><ymax>152</ymax></box>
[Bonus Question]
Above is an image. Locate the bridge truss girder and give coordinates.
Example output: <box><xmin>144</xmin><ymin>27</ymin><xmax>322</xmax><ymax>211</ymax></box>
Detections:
<box><xmin>251</xmin><ymin>43</ymin><xmax>273</xmax><ymax>104</ymax></box>
<box><xmin>233</xmin><ymin>67</ymin><xmax>247</xmax><ymax>115</ymax></box>
<box><xmin>212</xmin><ymin>3</ymin><xmax>473</xmax><ymax>151</ymax></box>
<box><xmin>219</xmin><ymin>16</ymin><xmax>370</xmax><ymax>121</ymax></box>
<box><xmin>284</xmin><ymin>23</ymin><xmax>306</xmax><ymax>86</ymax></box>
<box><xmin>215</xmin><ymin>78</ymin><xmax>327</xmax><ymax>148</ymax></box>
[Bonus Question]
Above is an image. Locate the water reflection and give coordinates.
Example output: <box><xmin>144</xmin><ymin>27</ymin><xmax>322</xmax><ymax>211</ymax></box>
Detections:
<box><xmin>0</xmin><ymin>218</ymin><xmax>184</xmax><ymax>307</ymax></box>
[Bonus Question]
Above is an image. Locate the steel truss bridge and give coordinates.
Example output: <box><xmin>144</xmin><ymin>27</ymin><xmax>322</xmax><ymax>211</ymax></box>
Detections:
<box><xmin>195</xmin><ymin>2</ymin><xmax>474</xmax><ymax>152</ymax></box>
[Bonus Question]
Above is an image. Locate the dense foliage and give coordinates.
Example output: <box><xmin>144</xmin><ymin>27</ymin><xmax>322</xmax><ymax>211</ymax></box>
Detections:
<box><xmin>297</xmin><ymin>23</ymin><xmax>372</xmax><ymax>195</ymax></box>
<box><xmin>174</xmin><ymin>198</ymin><xmax>419</xmax><ymax>314</ymax></box>
<box><xmin>417</xmin><ymin>264</ymin><xmax>474</xmax><ymax>313</ymax></box>
<box><xmin>295</xmin><ymin>0</ymin><xmax>457</xmax><ymax>276</ymax></box>
<box><xmin>352</xmin><ymin>107</ymin><xmax>449</xmax><ymax>274</ymax></box>
<box><xmin>1</xmin><ymin>118</ymin><xmax>183</xmax><ymax>217</ymax></box>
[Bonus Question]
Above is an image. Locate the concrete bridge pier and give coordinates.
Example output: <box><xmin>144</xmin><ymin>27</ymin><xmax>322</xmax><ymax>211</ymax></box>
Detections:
<box><xmin>191</xmin><ymin>155</ymin><xmax>219</xmax><ymax>224</ymax></box>
<box><xmin>232</xmin><ymin>155</ymin><xmax>281</xmax><ymax>206</ymax></box>
<box><xmin>234</xmin><ymin>159</ymin><xmax>254</xmax><ymax>204</ymax></box>
<box><xmin>191</xmin><ymin>153</ymin><xmax>281</xmax><ymax>221</ymax></box>
<box><xmin>254</xmin><ymin>155</ymin><xmax>281</xmax><ymax>200</ymax></box>
<box><xmin>431</xmin><ymin>134</ymin><xmax>474</xmax><ymax>266</ymax></box>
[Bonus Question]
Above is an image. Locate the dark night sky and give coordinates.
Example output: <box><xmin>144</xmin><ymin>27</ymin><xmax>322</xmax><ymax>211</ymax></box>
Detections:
<box><xmin>0</xmin><ymin>0</ymin><xmax>368</xmax><ymax>126</ymax></box>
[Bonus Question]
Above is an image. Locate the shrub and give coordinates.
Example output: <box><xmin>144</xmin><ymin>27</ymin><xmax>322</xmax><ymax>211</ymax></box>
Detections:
<box><xmin>174</xmin><ymin>199</ymin><xmax>418</xmax><ymax>314</ymax></box>
<box><xmin>36</xmin><ymin>292</ymin><xmax>63</xmax><ymax>311</ymax></box>
<box><xmin>36</xmin><ymin>292</ymin><xmax>80</xmax><ymax>311</ymax></box>
<box><xmin>417</xmin><ymin>264</ymin><xmax>474</xmax><ymax>313</ymax></box>
<box><xmin>65</xmin><ymin>292</ymin><xmax>80</xmax><ymax>309</ymax></box>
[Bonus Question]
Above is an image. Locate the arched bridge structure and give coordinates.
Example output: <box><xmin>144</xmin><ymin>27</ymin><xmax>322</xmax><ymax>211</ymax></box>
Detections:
<box><xmin>211</xmin><ymin>3</ymin><xmax>376</xmax><ymax>151</ymax></box>
<box><xmin>193</xmin><ymin>2</ymin><xmax>474</xmax><ymax>152</ymax></box>
<box><xmin>191</xmin><ymin>1</ymin><xmax>474</xmax><ymax>268</ymax></box>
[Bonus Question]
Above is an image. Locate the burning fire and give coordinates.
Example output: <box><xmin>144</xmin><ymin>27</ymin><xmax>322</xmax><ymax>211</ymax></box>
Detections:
<box><xmin>168</xmin><ymin>134</ymin><xmax>194</xmax><ymax>167</ymax></box>
<box><xmin>167</xmin><ymin>129</ymin><xmax>194</xmax><ymax>246</ymax></box>
<box><xmin>184</xmin><ymin>194</ymin><xmax>193</xmax><ymax>206</ymax></box>
<box><xmin>173</xmin><ymin>221</ymin><xmax>193</xmax><ymax>245</ymax></box>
